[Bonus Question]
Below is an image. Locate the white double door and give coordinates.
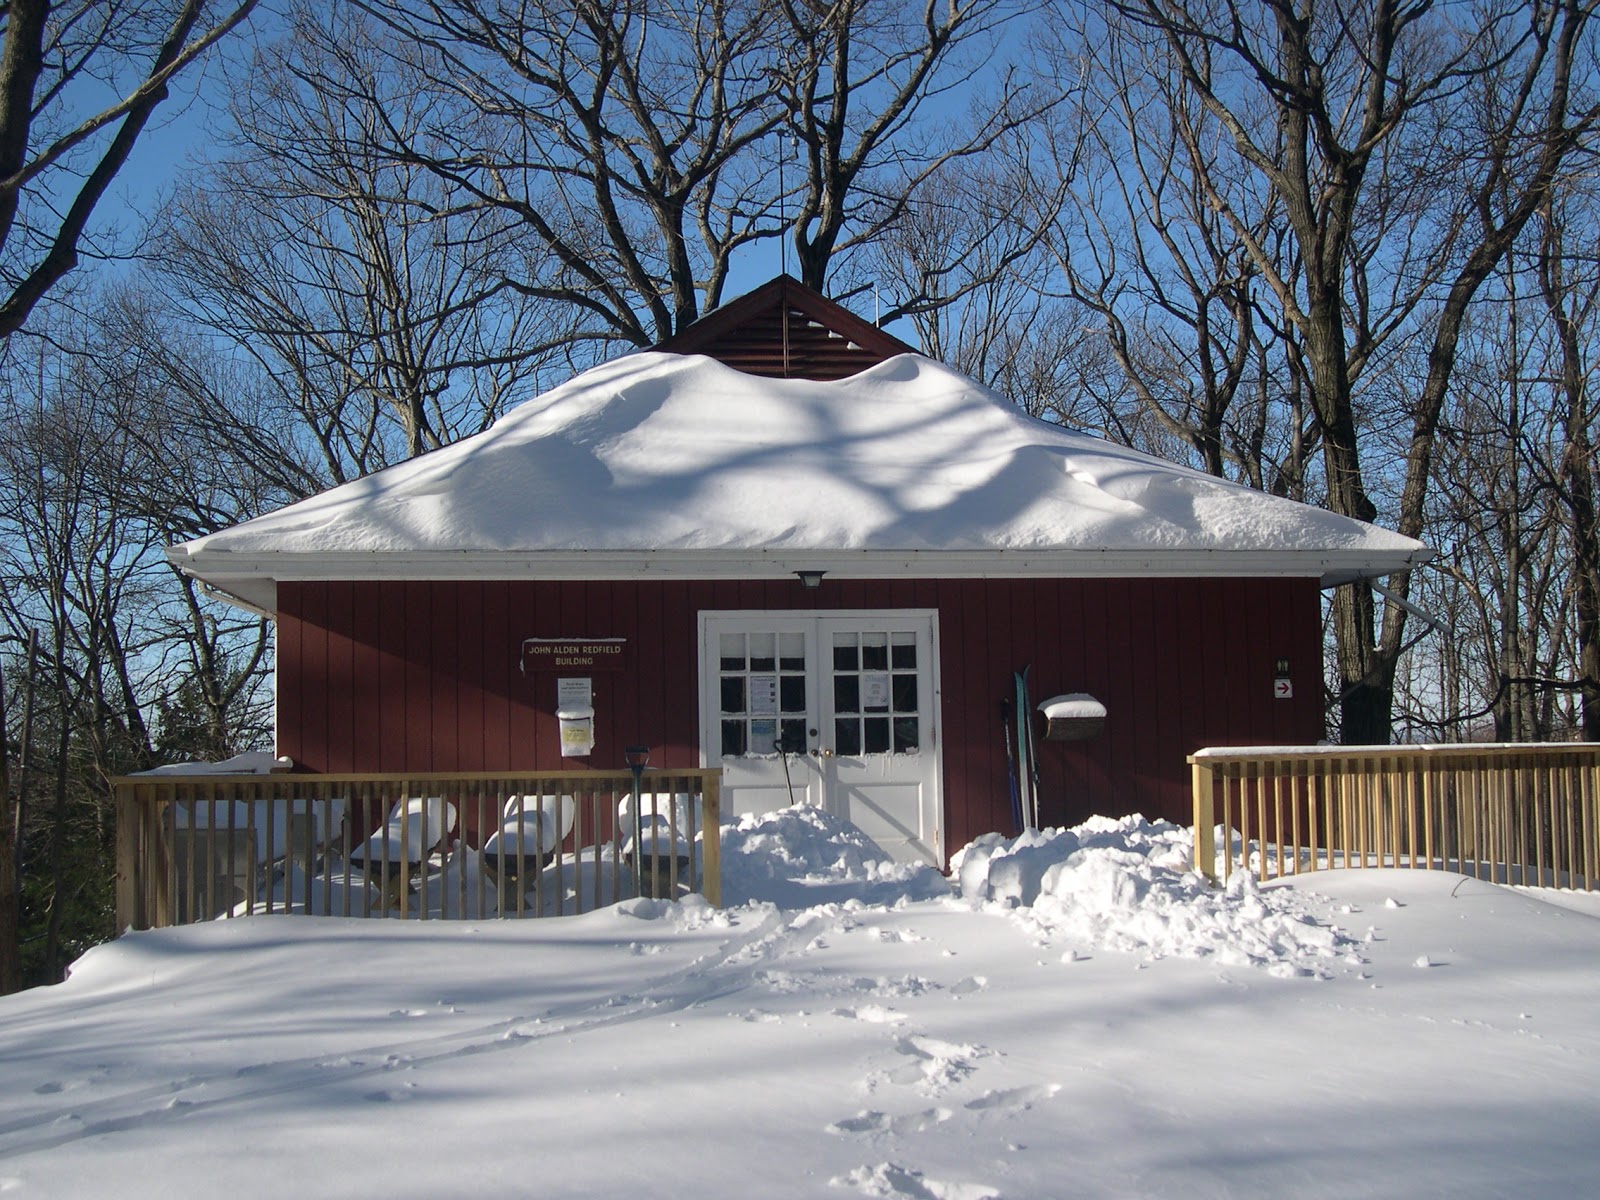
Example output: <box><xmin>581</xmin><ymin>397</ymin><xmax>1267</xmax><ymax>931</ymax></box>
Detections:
<box><xmin>699</xmin><ymin>610</ymin><xmax>943</xmax><ymax>866</ymax></box>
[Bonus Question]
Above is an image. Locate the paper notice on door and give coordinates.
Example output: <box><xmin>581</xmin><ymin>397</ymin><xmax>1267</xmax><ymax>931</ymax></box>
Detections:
<box><xmin>861</xmin><ymin>671</ymin><xmax>891</xmax><ymax>710</ymax></box>
<box><xmin>749</xmin><ymin>674</ymin><xmax>779</xmax><ymax>715</ymax></box>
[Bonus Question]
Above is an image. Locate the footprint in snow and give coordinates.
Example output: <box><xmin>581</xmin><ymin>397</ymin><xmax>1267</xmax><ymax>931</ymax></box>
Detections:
<box><xmin>363</xmin><ymin>1083</ymin><xmax>419</xmax><ymax>1102</ymax></box>
<box><xmin>868</xmin><ymin>927</ymin><xmax>925</xmax><ymax>943</ymax></box>
<box><xmin>834</xmin><ymin>1005</ymin><xmax>908</xmax><ymax>1024</ymax></box>
<box><xmin>857</xmin><ymin>975</ymin><xmax>939</xmax><ymax>998</ymax></box>
<box><xmin>949</xmin><ymin>976</ymin><xmax>988</xmax><ymax>996</ymax></box>
<box><xmin>32</xmin><ymin>1082</ymin><xmax>63</xmax><ymax>1095</ymax></box>
<box><xmin>964</xmin><ymin>1084</ymin><xmax>1060</xmax><ymax>1114</ymax></box>
<box><xmin>827</xmin><ymin>1108</ymin><xmax>952</xmax><ymax>1136</ymax></box>
<box><xmin>829</xmin><ymin>1161</ymin><xmax>998</xmax><ymax>1199</ymax></box>
<box><xmin>880</xmin><ymin>1036</ymin><xmax>984</xmax><ymax>1093</ymax></box>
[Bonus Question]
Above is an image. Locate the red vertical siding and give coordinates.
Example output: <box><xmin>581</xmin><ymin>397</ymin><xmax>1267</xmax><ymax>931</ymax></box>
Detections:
<box><xmin>377</xmin><ymin>584</ymin><xmax>405</xmax><ymax>770</ymax></box>
<box><xmin>276</xmin><ymin>575</ymin><xmax>1325</xmax><ymax>853</ymax></box>
<box><xmin>299</xmin><ymin>583</ymin><xmax>328</xmax><ymax>773</ymax></box>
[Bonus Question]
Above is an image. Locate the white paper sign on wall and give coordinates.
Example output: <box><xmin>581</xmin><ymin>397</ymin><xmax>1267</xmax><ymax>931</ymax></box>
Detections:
<box><xmin>557</xmin><ymin>676</ymin><xmax>592</xmax><ymax>710</ymax></box>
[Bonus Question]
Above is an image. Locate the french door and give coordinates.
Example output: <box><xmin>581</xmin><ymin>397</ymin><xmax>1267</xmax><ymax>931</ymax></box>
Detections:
<box><xmin>699</xmin><ymin>611</ymin><xmax>943</xmax><ymax>866</ymax></box>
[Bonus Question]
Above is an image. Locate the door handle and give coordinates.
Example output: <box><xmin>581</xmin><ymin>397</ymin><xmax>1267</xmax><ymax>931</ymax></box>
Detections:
<box><xmin>813</xmin><ymin>747</ymin><xmax>835</xmax><ymax>758</ymax></box>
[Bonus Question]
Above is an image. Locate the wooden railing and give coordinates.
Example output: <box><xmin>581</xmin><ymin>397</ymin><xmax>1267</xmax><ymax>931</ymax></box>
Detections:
<box><xmin>114</xmin><ymin>769</ymin><xmax>722</xmax><ymax>931</ymax></box>
<box><xmin>1190</xmin><ymin>744</ymin><xmax>1600</xmax><ymax>891</ymax></box>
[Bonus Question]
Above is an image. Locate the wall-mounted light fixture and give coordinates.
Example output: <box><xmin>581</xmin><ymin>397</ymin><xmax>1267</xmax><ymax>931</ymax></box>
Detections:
<box><xmin>794</xmin><ymin>570</ymin><xmax>826</xmax><ymax>589</ymax></box>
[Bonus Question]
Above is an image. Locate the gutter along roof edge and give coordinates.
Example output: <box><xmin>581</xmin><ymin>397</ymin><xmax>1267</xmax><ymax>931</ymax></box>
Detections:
<box><xmin>170</xmin><ymin>544</ymin><xmax>1433</xmax><ymax>594</ymax></box>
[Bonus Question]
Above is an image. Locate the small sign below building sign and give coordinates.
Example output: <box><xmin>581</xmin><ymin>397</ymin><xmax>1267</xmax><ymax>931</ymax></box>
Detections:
<box><xmin>1274</xmin><ymin>677</ymin><xmax>1293</xmax><ymax>700</ymax></box>
<box><xmin>521</xmin><ymin>638</ymin><xmax>627</xmax><ymax>674</ymax></box>
<box><xmin>557</xmin><ymin>676</ymin><xmax>593</xmax><ymax>710</ymax></box>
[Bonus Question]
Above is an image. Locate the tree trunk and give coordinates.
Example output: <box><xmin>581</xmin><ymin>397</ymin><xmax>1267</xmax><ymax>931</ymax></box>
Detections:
<box><xmin>0</xmin><ymin>650</ymin><xmax>21</xmax><ymax>994</ymax></box>
<box><xmin>43</xmin><ymin>628</ymin><xmax>71</xmax><ymax>983</ymax></box>
<box><xmin>1567</xmin><ymin>422</ymin><xmax>1600</xmax><ymax>739</ymax></box>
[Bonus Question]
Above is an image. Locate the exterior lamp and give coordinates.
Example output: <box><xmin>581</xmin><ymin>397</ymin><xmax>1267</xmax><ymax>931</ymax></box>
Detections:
<box><xmin>795</xmin><ymin>570</ymin><xmax>825</xmax><ymax>589</ymax></box>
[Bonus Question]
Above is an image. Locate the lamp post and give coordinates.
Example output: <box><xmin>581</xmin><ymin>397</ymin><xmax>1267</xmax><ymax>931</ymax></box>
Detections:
<box><xmin>624</xmin><ymin>745</ymin><xmax>650</xmax><ymax>897</ymax></box>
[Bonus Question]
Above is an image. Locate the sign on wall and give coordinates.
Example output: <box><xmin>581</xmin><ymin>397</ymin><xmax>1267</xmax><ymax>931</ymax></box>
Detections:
<box><xmin>557</xmin><ymin>677</ymin><xmax>593</xmax><ymax>709</ymax></box>
<box><xmin>521</xmin><ymin>638</ymin><xmax>628</xmax><ymax>674</ymax></box>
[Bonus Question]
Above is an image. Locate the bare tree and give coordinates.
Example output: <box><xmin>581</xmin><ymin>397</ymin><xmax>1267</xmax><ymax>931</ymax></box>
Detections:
<box><xmin>0</xmin><ymin>0</ymin><xmax>257</xmax><ymax>338</ymax></box>
<box><xmin>1535</xmin><ymin>181</ymin><xmax>1600</xmax><ymax>737</ymax></box>
<box><xmin>0</xmin><ymin>302</ymin><xmax>277</xmax><ymax>984</ymax></box>
<box><xmin>1076</xmin><ymin>0</ymin><xmax>1600</xmax><ymax>742</ymax></box>
<box><xmin>774</xmin><ymin>0</ymin><xmax>1053</xmax><ymax>306</ymax></box>
<box><xmin>342</xmin><ymin>0</ymin><xmax>787</xmax><ymax>347</ymax></box>
<box><xmin>151</xmin><ymin>5</ymin><xmax>567</xmax><ymax>478</ymax></box>
<box><xmin>1022</xmin><ymin>18</ymin><xmax>1306</xmax><ymax>488</ymax></box>
<box><xmin>0</xmin><ymin>649</ymin><xmax>19</xmax><ymax>993</ymax></box>
<box><xmin>1429</xmin><ymin>283</ymin><xmax>1573</xmax><ymax>740</ymax></box>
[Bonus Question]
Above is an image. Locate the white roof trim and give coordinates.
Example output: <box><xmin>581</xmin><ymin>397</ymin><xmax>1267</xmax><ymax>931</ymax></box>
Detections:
<box><xmin>170</xmin><ymin>544</ymin><xmax>1431</xmax><ymax>615</ymax></box>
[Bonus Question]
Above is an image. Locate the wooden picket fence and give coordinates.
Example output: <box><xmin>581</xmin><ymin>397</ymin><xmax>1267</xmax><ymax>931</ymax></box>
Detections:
<box><xmin>114</xmin><ymin>769</ymin><xmax>722</xmax><ymax>930</ymax></box>
<box><xmin>1190</xmin><ymin>744</ymin><xmax>1600</xmax><ymax>890</ymax></box>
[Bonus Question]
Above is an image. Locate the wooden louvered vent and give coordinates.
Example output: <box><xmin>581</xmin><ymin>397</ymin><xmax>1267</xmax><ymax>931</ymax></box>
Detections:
<box><xmin>652</xmin><ymin>274</ymin><xmax>919</xmax><ymax>381</ymax></box>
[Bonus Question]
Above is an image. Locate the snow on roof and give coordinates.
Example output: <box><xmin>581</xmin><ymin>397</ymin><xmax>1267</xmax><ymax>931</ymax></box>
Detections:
<box><xmin>171</xmin><ymin>351</ymin><xmax>1427</xmax><ymax>607</ymax></box>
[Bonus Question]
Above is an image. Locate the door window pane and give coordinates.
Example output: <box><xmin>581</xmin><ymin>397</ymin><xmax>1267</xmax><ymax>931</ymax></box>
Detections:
<box><xmin>721</xmin><ymin>677</ymin><xmax>746</xmax><ymax>714</ymax></box>
<box><xmin>864</xmin><ymin>717</ymin><xmax>890</xmax><ymax>754</ymax></box>
<box><xmin>720</xmin><ymin>632</ymin><xmax>746</xmax><ymax>671</ymax></box>
<box><xmin>721</xmin><ymin>720</ymin><xmax>746</xmax><ymax>757</ymax></box>
<box><xmin>779</xmin><ymin>718</ymin><xmax>808</xmax><ymax>754</ymax></box>
<box><xmin>780</xmin><ymin>675</ymin><xmax>807</xmax><ymax>713</ymax></box>
<box><xmin>892</xmin><ymin>674</ymin><xmax>917</xmax><ymax>713</ymax></box>
<box><xmin>894</xmin><ymin>717</ymin><xmax>919</xmax><ymax>753</ymax></box>
<box><xmin>891</xmin><ymin>632</ymin><xmax>917</xmax><ymax>669</ymax></box>
<box><xmin>749</xmin><ymin>631</ymin><xmax>776</xmax><ymax>672</ymax></box>
<box><xmin>779</xmin><ymin>632</ymin><xmax>805</xmax><ymax>671</ymax></box>
<box><xmin>862</xmin><ymin>632</ymin><xmax>888</xmax><ymax>670</ymax></box>
<box><xmin>833</xmin><ymin>674</ymin><xmax>859</xmax><ymax>714</ymax></box>
<box><xmin>833</xmin><ymin>635</ymin><xmax>858</xmax><ymax>671</ymax></box>
<box><xmin>835</xmin><ymin>717</ymin><xmax>861</xmax><ymax>756</ymax></box>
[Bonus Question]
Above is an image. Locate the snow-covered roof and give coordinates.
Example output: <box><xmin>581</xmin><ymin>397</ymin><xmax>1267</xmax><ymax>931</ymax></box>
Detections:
<box><xmin>170</xmin><ymin>351</ymin><xmax>1429</xmax><ymax>611</ymax></box>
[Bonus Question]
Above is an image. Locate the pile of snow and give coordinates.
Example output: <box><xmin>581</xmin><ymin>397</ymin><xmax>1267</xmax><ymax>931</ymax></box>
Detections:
<box><xmin>952</xmin><ymin>815</ymin><xmax>1360</xmax><ymax>977</ymax></box>
<box><xmin>717</xmin><ymin>804</ymin><xmax>950</xmax><ymax>908</ymax></box>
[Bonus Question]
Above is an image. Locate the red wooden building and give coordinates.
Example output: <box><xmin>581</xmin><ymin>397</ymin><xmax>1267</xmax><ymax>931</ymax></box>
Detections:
<box><xmin>170</xmin><ymin>277</ymin><xmax>1428</xmax><ymax>867</ymax></box>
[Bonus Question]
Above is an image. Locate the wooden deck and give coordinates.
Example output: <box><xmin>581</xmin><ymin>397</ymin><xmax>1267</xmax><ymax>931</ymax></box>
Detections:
<box><xmin>114</xmin><ymin>769</ymin><xmax>722</xmax><ymax>929</ymax></box>
<box><xmin>1191</xmin><ymin>744</ymin><xmax>1600</xmax><ymax>890</ymax></box>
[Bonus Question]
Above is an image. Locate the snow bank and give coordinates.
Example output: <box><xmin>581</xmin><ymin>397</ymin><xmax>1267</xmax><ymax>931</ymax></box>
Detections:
<box><xmin>717</xmin><ymin>804</ymin><xmax>950</xmax><ymax>908</ymax></box>
<box><xmin>952</xmin><ymin>815</ymin><xmax>1360</xmax><ymax>977</ymax></box>
<box><xmin>707</xmin><ymin>806</ymin><xmax>1356</xmax><ymax>980</ymax></box>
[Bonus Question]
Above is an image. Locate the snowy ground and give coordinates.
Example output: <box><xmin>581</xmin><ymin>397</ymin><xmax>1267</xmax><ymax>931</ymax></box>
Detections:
<box><xmin>1</xmin><ymin>809</ymin><xmax>1597</xmax><ymax>1199</ymax></box>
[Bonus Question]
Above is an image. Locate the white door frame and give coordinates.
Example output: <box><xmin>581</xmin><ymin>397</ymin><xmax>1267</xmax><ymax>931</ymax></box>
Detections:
<box><xmin>697</xmin><ymin>608</ymin><xmax>944</xmax><ymax>866</ymax></box>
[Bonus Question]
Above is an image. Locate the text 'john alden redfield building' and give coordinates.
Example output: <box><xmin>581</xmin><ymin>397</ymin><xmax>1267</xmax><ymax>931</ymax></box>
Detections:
<box><xmin>169</xmin><ymin>277</ymin><xmax>1428</xmax><ymax>868</ymax></box>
